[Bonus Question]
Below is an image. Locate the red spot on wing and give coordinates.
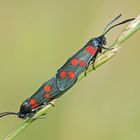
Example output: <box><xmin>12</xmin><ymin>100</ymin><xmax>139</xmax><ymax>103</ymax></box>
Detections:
<box><xmin>29</xmin><ymin>98</ymin><xmax>36</xmax><ymax>105</ymax></box>
<box><xmin>60</xmin><ymin>71</ymin><xmax>66</xmax><ymax>78</ymax></box>
<box><xmin>29</xmin><ymin>98</ymin><xmax>38</xmax><ymax>109</ymax></box>
<box><xmin>44</xmin><ymin>85</ymin><xmax>51</xmax><ymax>92</ymax></box>
<box><xmin>85</xmin><ymin>45</ymin><xmax>92</xmax><ymax>53</ymax></box>
<box><xmin>71</xmin><ymin>58</ymin><xmax>78</xmax><ymax>66</ymax></box>
<box><xmin>45</xmin><ymin>93</ymin><xmax>50</xmax><ymax>98</ymax></box>
<box><xmin>86</xmin><ymin>45</ymin><xmax>97</xmax><ymax>56</ymax></box>
<box><xmin>68</xmin><ymin>71</ymin><xmax>75</xmax><ymax>79</ymax></box>
<box><xmin>31</xmin><ymin>104</ymin><xmax>38</xmax><ymax>109</ymax></box>
<box><xmin>91</xmin><ymin>48</ymin><xmax>97</xmax><ymax>56</ymax></box>
<box><xmin>80</xmin><ymin>60</ymin><xmax>85</xmax><ymax>67</ymax></box>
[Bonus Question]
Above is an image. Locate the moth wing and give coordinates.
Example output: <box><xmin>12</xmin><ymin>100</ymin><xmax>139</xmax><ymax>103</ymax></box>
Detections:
<box><xmin>56</xmin><ymin>45</ymin><xmax>97</xmax><ymax>91</ymax></box>
<box><xmin>30</xmin><ymin>77</ymin><xmax>61</xmax><ymax>108</ymax></box>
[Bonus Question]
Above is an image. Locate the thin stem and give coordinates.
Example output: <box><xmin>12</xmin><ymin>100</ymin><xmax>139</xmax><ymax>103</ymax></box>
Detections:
<box><xmin>4</xmin><ymin>14</ymin><xmax>140</xmax><ymax>140</ymax></box>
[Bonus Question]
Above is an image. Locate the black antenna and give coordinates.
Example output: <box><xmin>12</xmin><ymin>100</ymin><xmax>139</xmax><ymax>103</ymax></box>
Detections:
<box><xmin>103</xmin><ymin>14</ymin><xmax>122</xmax><ymax>34</ymax></box>
<box><xmin>0</xmin><ymin>112</ymin><xmax>18</xmax><ymax>118</ymax></box>
<box><xmin>102</xmin><ymin>18</ymin><xmax>135</xmax><ymax>36</ymax></box>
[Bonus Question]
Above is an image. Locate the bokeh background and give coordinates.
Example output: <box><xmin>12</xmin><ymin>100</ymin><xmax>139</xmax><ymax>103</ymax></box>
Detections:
<box><xmin>0</xmin><ymin>0</ymin><xmax>140</xmax><ymax>140</ymax></box>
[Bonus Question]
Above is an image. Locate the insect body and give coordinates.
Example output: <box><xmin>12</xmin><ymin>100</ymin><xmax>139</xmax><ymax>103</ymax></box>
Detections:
<box><xmin>19</xmin><ymin>77</ymin><xmax>64</xmax><ymax>119</ymax></box>
<box><xmin>56</xmin><ymin>14</ymin><xmax>134</xmax><ymax>91</ymax></box>
<box><xmin>0</xmin><ymin>14</ymin><xmax>134</xmax><ymax>119</ymax></box>
<box><xmin>0</xmin><ymin>77</ymin><xmax>62</xmax><ymax>119</ymax></box>
<box><xmin>56</xmin><ymin>36</ymin><xmax>106</xmax><ymax>91</ymax></box>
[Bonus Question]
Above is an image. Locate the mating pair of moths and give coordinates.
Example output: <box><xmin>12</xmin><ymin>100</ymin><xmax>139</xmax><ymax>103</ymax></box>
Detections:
<box><xmin>0</xmin><ymin>14</ymin><xmax>134</xmax><ymax>119</ymax></box>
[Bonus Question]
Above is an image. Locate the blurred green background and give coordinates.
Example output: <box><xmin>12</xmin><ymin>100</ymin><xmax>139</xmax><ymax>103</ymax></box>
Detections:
<box><xmin>0</xmin><ymin>0</ymin><xmax>140</xmax><ymax>140</ymax></box>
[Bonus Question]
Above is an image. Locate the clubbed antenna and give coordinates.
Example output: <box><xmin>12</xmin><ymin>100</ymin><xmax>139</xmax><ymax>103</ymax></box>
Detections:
<box><xmin>102</xmin><ymin>14</ymin><xmax>135</xmax><ymax>36</ymax></box>
<box><xmin>0</xmin><ymin>112</ymin><xmax>18</xmax><ymax>118</ymax></box>
<box><xmin>103</xmin><ymin>14</ymin><xmax>122</xmax><ymax>34</ymax></box>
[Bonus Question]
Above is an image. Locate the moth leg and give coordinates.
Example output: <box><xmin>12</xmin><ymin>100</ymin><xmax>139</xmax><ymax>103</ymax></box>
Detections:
<box><xmin>47</xmin><ymin>102</ymin><xmax>55</xmax><ymax>107</ymax></box>
<box><xmin>36</xmin><ymin>113</ymin><xmax>48</xmax><ymax>119</ymax></box>
<box><xmin>37</xmin><ymin>103</ymin><xmax>55</xmax><ymax>119</ymax></box>
<box><xmin>84</xmin><ymin>64</ymin><xmax>89</xmax><ymax>77</ymax></box>
<box><xmin>92</xmin><ymin>59</ymin><xmax>96</xmax><ymax>70</ymax></box>
<box><xmin>30</xmin><ymin>111</ymin><xmax>47</xmax><ymax>120</ymax></box>
<box><xmin>84</xmin><ymin>68</ymin><xmax>87</xmax><ymax>77</ymax></box>
<box><xmin>90</xmin><ymin>57</ymin><xmax>96</xmax><ymax>70</ymax></box>
<box><xmin>102</xmin><ymin>46</ymin><xmax>113</xmax><ymax>50</ymax></box>
<box><xmin>31</xmin><ymin>102</ymin><xmax>55</xmax><ymax>120</ymax></box>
